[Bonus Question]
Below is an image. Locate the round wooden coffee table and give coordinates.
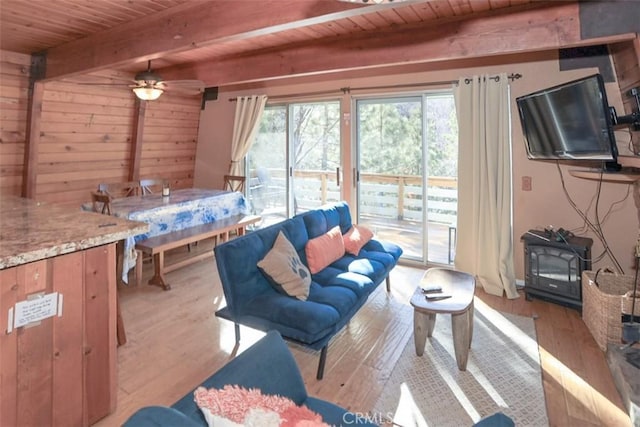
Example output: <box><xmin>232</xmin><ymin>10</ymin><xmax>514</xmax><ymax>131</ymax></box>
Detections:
<box><xmin>410</xmin><ymin>268</ymin><xmax>475</xmax><ymax>370</ymax></box>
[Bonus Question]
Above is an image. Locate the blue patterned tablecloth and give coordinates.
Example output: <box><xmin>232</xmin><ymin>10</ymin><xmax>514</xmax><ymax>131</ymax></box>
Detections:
<box><xmin>83</xmin><ymin>188</ymin><xmax>248</xmax><ymax>283</ymax></box>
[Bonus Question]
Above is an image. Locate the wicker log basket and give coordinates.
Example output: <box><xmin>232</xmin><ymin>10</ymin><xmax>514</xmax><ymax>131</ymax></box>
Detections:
<box><xmin>582</xmin><ymin>270</ymin><xmax>639</xmax><ymax>352</ymax></box>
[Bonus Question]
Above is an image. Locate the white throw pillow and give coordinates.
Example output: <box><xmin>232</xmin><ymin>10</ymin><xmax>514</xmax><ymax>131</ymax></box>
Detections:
<box><xmin>257</xmin><ymin>231</ymin><xmax>311</xmax><ymax>300</ymax></box>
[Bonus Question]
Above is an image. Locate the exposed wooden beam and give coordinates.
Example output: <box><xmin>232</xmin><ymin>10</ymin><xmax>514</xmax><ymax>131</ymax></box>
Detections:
<box><xmin>43</xmin><ymin>0</ymin><xmax>408</xmax><ymax>80</ymax></box>
<box><xmin>158</xmin><ymin>2</ymin><xmax>635</xmax><ymax>87</ymax></box>
<box><xmin>22</xmin><ymin>54</ymin><xmax>46</xmax><ymax>199</ymax></box>
<box><xmin>128</xmin><ymin>99</ymin><xmax>146</xmax><ymax>182</ymax></box>
<box><xmin>22</xmin><ymin>82</ymin><xmax>43</xmax><ymax>199</ymax></box>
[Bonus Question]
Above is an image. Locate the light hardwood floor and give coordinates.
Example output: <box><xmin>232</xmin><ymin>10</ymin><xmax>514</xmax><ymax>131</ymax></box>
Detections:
<box><xmin>96</xmin><ymin>238</ymin><xmax>631</xmax><ymax>427</ymax></box>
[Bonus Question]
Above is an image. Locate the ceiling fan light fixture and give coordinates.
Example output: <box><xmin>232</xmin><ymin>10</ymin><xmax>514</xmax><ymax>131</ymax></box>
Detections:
<box><xmin>133</xmin><ymin>87</ymin><xmax>163</xmax><ymax>101</ymax></box>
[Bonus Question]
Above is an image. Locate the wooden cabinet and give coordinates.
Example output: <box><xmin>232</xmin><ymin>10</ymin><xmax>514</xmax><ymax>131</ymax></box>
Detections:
<box><xmin>0</xmin><ymin>244</ymin><xmax>117</xmax><ymax>426</ymax></box>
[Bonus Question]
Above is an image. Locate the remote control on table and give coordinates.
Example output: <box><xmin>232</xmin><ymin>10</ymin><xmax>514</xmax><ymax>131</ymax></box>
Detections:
<box><xmin>421</xmin><ymin>284</ymin><xmax>443</xmax><ymax>293</ymax></box>
<box><xmin>424</xmin><ymin>293</ymin><xmax>451</xmax><ymax>301</ymax></box>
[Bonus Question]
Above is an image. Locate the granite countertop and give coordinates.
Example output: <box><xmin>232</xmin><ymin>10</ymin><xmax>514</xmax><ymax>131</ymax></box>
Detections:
<box><xmin>0</xmin><ymin>195</ymin><xmax>149</xmax><ymax>269</ymax></box>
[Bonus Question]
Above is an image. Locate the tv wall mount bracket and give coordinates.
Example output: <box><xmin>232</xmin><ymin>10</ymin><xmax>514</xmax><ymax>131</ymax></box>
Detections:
<box><xmin>610</xmin><ymin>86</ymin><xmax>640</xmax><ymax>131</ymax></box>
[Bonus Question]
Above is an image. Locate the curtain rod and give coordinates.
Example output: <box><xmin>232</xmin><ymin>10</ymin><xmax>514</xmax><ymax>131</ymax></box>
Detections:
<box><xmin>342</xmin><ymin>73</ymin><xmax>522</xmax><ymax>93</ymax></box>
<box><xmin>228</xmin><ymin>73</ymin><xmax>522</xmax><ymax>101</ymax></box>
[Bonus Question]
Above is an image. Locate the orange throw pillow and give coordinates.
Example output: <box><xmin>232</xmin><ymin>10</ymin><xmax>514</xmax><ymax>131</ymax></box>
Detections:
<box><xmin>305</xmin><ymin>226</ymin><xmax>345</xmax><ymax>274</ymax></box>
<box><xmin>343</xmin><ymin>224</ymin><xmax>374</xmax><ymax>256</ymax></box>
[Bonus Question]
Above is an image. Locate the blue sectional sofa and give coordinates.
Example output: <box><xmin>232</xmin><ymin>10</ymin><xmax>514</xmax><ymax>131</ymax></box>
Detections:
<box><xmin>214</xmin><ymin>201</ymin><xmax>403</xmax><ymax>379</ymax></box>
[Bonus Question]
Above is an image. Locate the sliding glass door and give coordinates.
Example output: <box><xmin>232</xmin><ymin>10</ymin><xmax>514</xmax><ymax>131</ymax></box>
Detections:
<box><xmin>355</xmin><ymin>93</ymin><xmax>457</xmax><ymax>265</ymax></box>
<box><xmin>424</xmin><ymin>94</ymin><xmax>458</xmax><ymax>264</ymax></box>
<box><xmin>248</xmin><ymin>93</ymin><xmax>457</xmax><ymax>264</ymax></box>
<box><xmin>247</xmin><ymin>101</ymin><xmax>341</xmax><ymax>225</ymax></box>
<box><xmin>290</xmin><ymin>102</ymin><xmax>341</xmax><ymax>214</ymax></box>
<box><xmin>356</xmin><ymin>97</ymin><xmax>424</xmax><ymax>260</ymax></box>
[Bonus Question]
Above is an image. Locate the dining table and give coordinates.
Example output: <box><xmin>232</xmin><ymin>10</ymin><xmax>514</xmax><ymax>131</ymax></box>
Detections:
<box><xmin>82</xmin><ymin>188</ymin><xmax>249</xmax><ymax>283</ymax></box>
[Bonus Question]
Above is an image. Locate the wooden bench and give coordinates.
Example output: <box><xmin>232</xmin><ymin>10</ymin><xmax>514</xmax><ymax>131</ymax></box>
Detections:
<box><xmin>135</xmin><ymin>215</ymin><xmax>261</xmax><ymax>290</ymax></box>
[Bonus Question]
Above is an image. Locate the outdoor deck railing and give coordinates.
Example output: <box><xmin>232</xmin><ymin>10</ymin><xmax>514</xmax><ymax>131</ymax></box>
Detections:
<box><xmin>248</xmin><ymin>169</ymin><xmax>458</xmax><ymax>225</ymax></box>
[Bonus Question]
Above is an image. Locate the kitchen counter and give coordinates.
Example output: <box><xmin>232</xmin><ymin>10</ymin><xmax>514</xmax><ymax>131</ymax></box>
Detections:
<box><xmin>0</xmin><ymin>195</ymin><xmax>148</xmax><ymax>269</ymax></box>
<box><xmin>0</xmin><ymin>195</ymin><xmax>148</xmax><ymax>426</ymax></box>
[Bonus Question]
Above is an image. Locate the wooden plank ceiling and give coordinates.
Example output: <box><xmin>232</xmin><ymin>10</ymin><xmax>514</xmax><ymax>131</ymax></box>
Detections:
<box><xmin>0</xmin><ymin>0</ymin><xmax>190</xmax><ymax>54</ymax></box>
<box><xmin>0</xmin><ymin>0</ymin><xmax>629</xmax><ymax>88</ymax></box>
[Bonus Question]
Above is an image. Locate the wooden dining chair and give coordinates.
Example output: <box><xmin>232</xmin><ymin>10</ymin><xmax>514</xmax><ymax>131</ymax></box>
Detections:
<box><xmin>140</xmin><ymin>178</ymin><xmax>166</xmax><ymax>195</ymax></box>
<box><xmin>91</xmin><ymin>191</ymin><xmax>113</xmax><ymax>215</ymax></box>
<box><xmin>98</xmin><ymin>181</ymin><xmax>140</xmax><ymax>198</ymax></box>
<box><xmin>224</xmin><ymin>175</ymin><xmax>246</xmax><ymax>192</ymax></box>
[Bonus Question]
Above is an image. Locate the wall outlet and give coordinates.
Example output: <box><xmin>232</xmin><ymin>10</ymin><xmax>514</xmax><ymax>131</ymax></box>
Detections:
<box><xmin>522</xmin><ymin>176</ymin><xmax>532</xmax><ymax>191</ymax></box>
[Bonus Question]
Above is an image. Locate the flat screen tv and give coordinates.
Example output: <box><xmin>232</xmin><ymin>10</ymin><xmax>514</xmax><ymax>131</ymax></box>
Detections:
<box><xmin>516</xmin><ymin>74</ymin><xmax>619</xmax><ymax>166</ymax></box>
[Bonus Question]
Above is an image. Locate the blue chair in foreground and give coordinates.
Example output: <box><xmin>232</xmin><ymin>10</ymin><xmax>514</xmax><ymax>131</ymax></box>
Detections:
<box><xmin>123</xmin><ymin>330</ymin><xmax>514</xmax><ymax>427</ymax></box>
<box><xmin>123</xmin><ymin>330</ymin><xmax>377</xmax><ymax>426</ymax></box>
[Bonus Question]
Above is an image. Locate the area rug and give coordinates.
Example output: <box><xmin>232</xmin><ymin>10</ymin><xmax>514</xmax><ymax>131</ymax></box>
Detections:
<box><xmin>373</xmin><ymin>299</ymin><xmax>548</xmax><ymax>427</ymax></box>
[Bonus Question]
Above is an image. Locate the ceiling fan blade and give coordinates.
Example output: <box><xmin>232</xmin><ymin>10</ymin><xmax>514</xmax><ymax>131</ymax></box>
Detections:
<box><xmin>130</xmin><ymin>81</ymin><xmax>165</xmax><ymax>89</ymax></box>
<box><xmin>64</xmin><ymin>76</ymin><xmax>136</xmax><ymax>86</ymax></box>
<box><xmin>68</xmin><ymin>82</ymin><xmax>130</xmax><ymax>86</ymax></box>
<box><xmin>166</xmin><ymin>86</ymin><xmax>204</xmax><ymax>96</ymax></box>
<box><xmin>60</xmin><ymin>61</ymin><xmax>203</xmax><ymax>98</ymax></box>
<box><xmin>164</xmin><ymin>79</ymin><xmax>205</xmax><ymax>88</ymax></box>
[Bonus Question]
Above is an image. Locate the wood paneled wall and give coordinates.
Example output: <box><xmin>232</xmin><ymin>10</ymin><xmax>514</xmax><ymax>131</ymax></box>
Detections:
<box><xmin>36</xmin><ymin>74</ymin><xmax>136</xmax><ymax>205</ymax></box>
<box><xmin>0</xmin><ymin>50</ymin><xmax>201</xmax><ymax>207</ymax></box>
<box><xmin>0</xmin><ymin>51</ymin><xmax>30</xmax><ymax>197</ymax></box>
<box><xmin>610</xmin><ymin>37</ymin><xmax>640</xmax><ymax>153</ymax></box>
<box><xmin>140</xmin><ymin>93</ymin><xmax>199</xmax><ymax>189</ymax></box>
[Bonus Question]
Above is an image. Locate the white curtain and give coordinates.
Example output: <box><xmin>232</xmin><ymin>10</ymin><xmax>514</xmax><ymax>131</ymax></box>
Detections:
<box><xmin>229</xmin><ymin>95</ymin><xmax>268</xmax><ymax>175</ymax></box>
<box><xmin>453</xmin><ymin>73</ymin><xmax>518</xmax><ymax>299</ymax></box>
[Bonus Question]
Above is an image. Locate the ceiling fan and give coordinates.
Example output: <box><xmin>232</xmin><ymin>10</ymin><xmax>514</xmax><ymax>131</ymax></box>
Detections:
<box><xmin>130</xmin><ymin>60</ymin><xmax>204</xmax><ymax>100</ymax></box>
<box><xmin>69</xmin><ymin>60</ymin><xmax>205</xmax><ymax>101</ymax></box>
